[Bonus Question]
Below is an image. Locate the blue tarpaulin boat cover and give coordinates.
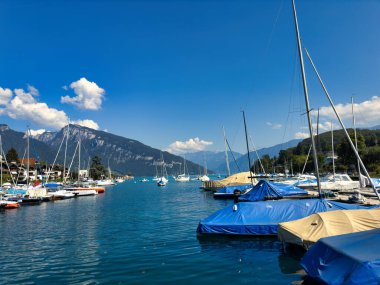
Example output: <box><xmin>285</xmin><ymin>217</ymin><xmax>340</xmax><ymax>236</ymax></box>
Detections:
<box><xmin>215</xmin><ymin>184</ymin><xmax>253</xmax><ymax>194</ymax></box>
<box><xmin>238</xmin><ymin>180</ymin><xmax>307</xmax><ymax>202</ymax></box>
<box><xmin>197</xmin><ymin>199</ymin><xmax>374</xmax><ymax>236</ymax></box>
<box><xmin>301</xmin><ymin>228</ymin><xmax>380</xmax><ymax>285</ymax></box>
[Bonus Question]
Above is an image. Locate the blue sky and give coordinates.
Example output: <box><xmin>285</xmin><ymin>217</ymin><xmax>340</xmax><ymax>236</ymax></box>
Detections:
<box><xmin>1</xmin><ymin>0</ymin><xmax>379</xmax><ymax>154</ymax></box>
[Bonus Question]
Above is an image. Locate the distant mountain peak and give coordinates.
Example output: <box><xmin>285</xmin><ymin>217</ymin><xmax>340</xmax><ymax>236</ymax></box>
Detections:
<box><xmin>0</xmin><ymin>124</ymin><xmax>10</xmax><ymax>131</ymax></box>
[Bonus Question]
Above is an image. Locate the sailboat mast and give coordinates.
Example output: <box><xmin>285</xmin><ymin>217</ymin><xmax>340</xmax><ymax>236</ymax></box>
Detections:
<box><xmin>0</xmin><ymin>135</ymin><xmax>2</xmax><ymax>187</ymax></box>
<box><xmin>78</xmin><ymin>138</ymin><xmax>81</xmax><ymax>183</ymax></box>
<box><xmin>304</xmin><ymin>48</ymin><xmax>380</xmax><ymax>200</ymax></box>
<box><xmin>27</xmin><ymin>127</ymin><xmax>30</xmax><ymax>187</ymax></box>
<box><xmin>222</xmin><ymin>126</ymin><xmax>231</xmax><ymax>177</ymax></box>
<box><xmin>351</xmin><ymin>97</ymin><xmax>361</xmax><ymax>187</ymax></box>
<box><xmin>292</xmin><ymin>0</ymin><xmax>321</xmax><ymax>197</ymax></box>
<box><xmin>63</xmin><ymin>124</ymin><xmax>69</xmax><ymax>182</ymax></box>
<box><xmin>242</xmin><ymin>111</ymin><xmax>254</xmax><ymax>184</ymax></box>
<box><xmin>331</xmin><ymin>122</ymin><xmax>335</xmax><ymax>177</ymax></box>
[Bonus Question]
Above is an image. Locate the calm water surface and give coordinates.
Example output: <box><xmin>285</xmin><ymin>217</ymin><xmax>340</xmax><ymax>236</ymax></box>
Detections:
<box><xmin>0</xmin><ymin>180</ymin><xmax>305</xmax><ymax>284</ymax></box>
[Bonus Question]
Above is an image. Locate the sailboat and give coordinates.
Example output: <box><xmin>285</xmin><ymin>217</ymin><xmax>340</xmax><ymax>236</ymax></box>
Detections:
<box><xmin>199</xmin><ymin>156</ymin><xmax>210</xmax><ymax>182</ymax></box>
<box><xmin>152</xmin><ymin>164</ymin><xmax>160</xmax><ymax>181</ymax></box>
<box><xmin>157</xmin><ymin>153</ymin><xmax>168</xmax><ymax>187</ymax></box>
<box><xmin>175</xmin><ymin>156</ymin><xmax>190</xmax><ymax>182</ymax></box>
<box><xmin>97</xmin><ymin>159</ymin><xmax>115</xmax><ymax>186</ymax></box>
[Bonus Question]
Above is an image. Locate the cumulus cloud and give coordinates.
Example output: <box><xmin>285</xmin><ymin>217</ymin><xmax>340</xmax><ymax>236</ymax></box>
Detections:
<box><xmin>166</xmin><ymin>137</ymin><xmax>213</xmax><ymax>154</ymax></box>
<box><xmin>2</xmin><ymin>86</ymin><xmax>69</xmax><ymax>129</ymax></box>
<box><xmin>61</xmin><ymin>77</ymin><xmax>105</xmax><ymax>110</ymax></box>
<box><xmin>0</xmin><ymin>87</ymin><xmax>13</xmax><ymax>105</ymax></box>
<box><xmin>317</xmin><ymin>96</ymin><xmax>380</xmax><ymax>127</ymax></box>
<box><xmin>0</xmin><ymin>84</ymin><xmax>100</xmax><ymax>131</ymax></box>
<box><xmin>266</xmin><ymin>122</ymin><xmax>283</xmax><ymax>130</ymax></box>
<box><xmin>72</xmin><ymin>119</ymin><xmax>99</xmax><ymax>130</ymax></box>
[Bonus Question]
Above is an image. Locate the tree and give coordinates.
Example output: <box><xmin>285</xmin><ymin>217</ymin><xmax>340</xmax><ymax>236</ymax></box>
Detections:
<box><xmin>6</xmin><ymin>147</ymin><xmax>18</xmax><ymax>163</ymax></box>
<box><xmin>89</xmin><ymin>156</ymin><xmax>107</xmax><ymax>180</ymax></box>
<box><xmin>337</xmin><ymin>133</ymin><xmax>366</xmax><ymax>167</ymax></box>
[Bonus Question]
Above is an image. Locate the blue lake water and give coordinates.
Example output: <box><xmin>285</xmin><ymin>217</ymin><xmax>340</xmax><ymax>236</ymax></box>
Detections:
<box><xmin>0</xmin><ymin>180</ymin><xmax>305</xmax><ymax>284</ymax></box>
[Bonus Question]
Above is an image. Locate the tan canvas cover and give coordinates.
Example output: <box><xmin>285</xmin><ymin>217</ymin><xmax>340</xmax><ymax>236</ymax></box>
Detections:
<box><xmin>278</xmin><ymin>208</ymin><xmax>380</xmax><ymax>249</ymax></box>
<box><xmin>211</xmin><ymin>171</ymin><xmax>256</xmax><ymax>188</ymax></box>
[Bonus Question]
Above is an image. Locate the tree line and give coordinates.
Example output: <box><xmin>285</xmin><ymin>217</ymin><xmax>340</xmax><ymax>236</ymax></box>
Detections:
<box><xmin>252</xmin><ymin>129</ymin><xmax>380</xmax><ymax>175</ymax></box>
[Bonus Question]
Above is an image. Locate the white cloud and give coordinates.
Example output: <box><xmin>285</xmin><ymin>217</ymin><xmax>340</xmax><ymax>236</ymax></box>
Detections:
<box><xmin>4</xmin><ymin>87</ymin><xmax>69</xmax><ymax>129</ymax></box>
<box><xmin>61</xmin><ymin>77</ymin><xmax>105</xmax><ymax>110</ymax></box>
<box><xmin>0</xmin><ymin>87</ymin><xmax>13</xmax><ymax>105</ymax></box>
<box><xmin>294</xmin><ymin>132</ymin><xmax>310</xmax><ymax>139</ymax></box>
<box><xmin>317</xmin><ymin>96</ymin><xmax>380</xmax><ymax>127</ymax></box>
<box><xmin>166</xmin><ymin>137</ymin><xmax>213</xmax><ymax>154</ymax></box>
<box><xmin>29</xmin><ymin>129</ymin><xmax>46</xmax><ymax>136</ymax></box>
<box><xmin>266</xmin><ymin>122</ymin><xmax>283</xmax><ymax>130</ymax></box>
<box><xmin>0</xmin><ymin>84</ymin><xmax>100</xmax><ymax>131</ymax></box>
<box><xmin>72</xmin><ymin>119</ymin><xmax>99</xmax><ymax>130</ymax></box>
<box><xmin>27</xmin><ymin>84</ymin><xmax>39</xmax><ymax>96</ymax></box>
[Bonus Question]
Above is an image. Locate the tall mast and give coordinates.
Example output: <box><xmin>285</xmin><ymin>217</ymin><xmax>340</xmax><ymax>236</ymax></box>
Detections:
<box><xmin>27</xmin><ymin>127</ymin><xmax>30</xmax><ymax>187</ymax></box>
<box><xmin>351</xmin><ymin>97</ymin><xmax>362</xmax><ymax>187</ymax></box>
<box><xmin>78</xmin><ymin>137</ymin><xmax>81</xmax><ymax>183</ymax></box>
<box><xmin>63</xmin><ymin>124</ymin><xmax>69</xmax><ymax>182</ymax></box>
<box><xmin>292</xmin><ymin>0</ymin><xmax>321</xmax><ymax>197</ymax></box>
<box><xmin>305</xmin><ymin>48</ymin><xmax>380</xmax><ymax>200</ymax></box>
<box><xmin>242</xmin><ymin>110</ymin><xmax>254</xmax><ymax>184</ymax></box>
<box><xmin>222</xmin><ymin>126</ymin><xmax>231</xmax><ymax>176</ymax></box>
<box><xmin>331</xmin><ymin>122</ymin><xmax>335</xmax><ymax>177</ymax></box>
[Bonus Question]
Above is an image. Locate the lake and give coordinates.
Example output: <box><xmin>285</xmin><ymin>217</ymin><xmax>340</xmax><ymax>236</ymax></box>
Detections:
<box><xmin>0</xmin><ymin>180</ymin><xmax>305</xmax><ymax>284</ymax></box>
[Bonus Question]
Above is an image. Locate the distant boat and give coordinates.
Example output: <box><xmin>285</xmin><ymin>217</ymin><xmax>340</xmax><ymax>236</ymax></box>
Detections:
<box><xmin>199</xmin><ymin>175</ymin><xmax>210</xmax><ymax>182</ymax></box>
<box><xmin>97</xmin><ymin>179</ymin><xmax>115</xmax><ymax>186</ymax></box>
<box><xmin>157</xmin><ymin>179</ymin><xmax>167</xmax><ymax>187</ymax></box>
<box><xmin>157</xmin><ymin>152</ymin><xmax>168</xmax><ymax>187</ymax></box>
<box><xmin>175</xmin><ymin>156</ymin><xmax>190</xmax><ymax>182</ymax></box>
<box><xmin>116</xmin><ymin>178</ymin><xmax>125</xmax><ymax>183</ymax></box>
<box><xmin>139</xmin><ymin>178</ymin><xmax>149</xmax><ymax>182</ymax></box>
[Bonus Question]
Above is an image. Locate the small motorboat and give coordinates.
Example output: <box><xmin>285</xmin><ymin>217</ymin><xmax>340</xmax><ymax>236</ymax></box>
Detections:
<box><xmin>0</xmin><ymin>200</ymin><xmax>20</xmax><ymax>209</ymax></box>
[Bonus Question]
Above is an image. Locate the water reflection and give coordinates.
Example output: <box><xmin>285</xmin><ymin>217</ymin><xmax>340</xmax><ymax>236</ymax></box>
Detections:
<box><xmin>198</xmin><ymin>235</ymin><xmax>305</xmax><ymax>275</ymax></box>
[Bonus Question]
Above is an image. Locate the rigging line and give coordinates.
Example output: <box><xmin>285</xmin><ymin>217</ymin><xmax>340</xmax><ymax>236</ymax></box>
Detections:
<box><xmin>249</xmin><ymin>135</ymin><xmax>266</xmax><ymax>174</ymax></box>
<box><xmin>264</xmin><ymin>0</ymin><xmax>285</xmax><ymax>58</ymax></box>
<box><xmin>45</xmin><ymin>129</ymin><xmax>66</xmax><ymax>184</ymax></box>
<box><xmin>226</xmin><ymin>138</ymin><xmax>241</xmax><ymax>173</ymax></box>
<box><xmin>1</xmin><ymin>148</ymin><xmax>16</xmax><ymax>185</ymax></box>
<box><xmin>65</xmin><ymin>141</ymin><xmax>79</xmax><ymax>181</ymax></box>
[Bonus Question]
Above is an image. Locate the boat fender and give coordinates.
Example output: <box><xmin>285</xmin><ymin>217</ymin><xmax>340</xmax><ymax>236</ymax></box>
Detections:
<box><xmin>233</xmin><ymin>204</ymin><xmax>238</xmax><ymax>212</ymax></box>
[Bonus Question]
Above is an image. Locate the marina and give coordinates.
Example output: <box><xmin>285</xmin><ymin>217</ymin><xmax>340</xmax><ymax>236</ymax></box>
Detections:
<box><xmin>1</xmin><ymin>0</ymin><xmax>380</xmax><ymax>284</ymax></box>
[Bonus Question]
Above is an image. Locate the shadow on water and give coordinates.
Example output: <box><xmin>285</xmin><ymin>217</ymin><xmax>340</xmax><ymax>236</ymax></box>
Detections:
<box><xmin>197</xmin><ymin>235</ymin><xmax>306</xmax><ymax>276</ymax></box>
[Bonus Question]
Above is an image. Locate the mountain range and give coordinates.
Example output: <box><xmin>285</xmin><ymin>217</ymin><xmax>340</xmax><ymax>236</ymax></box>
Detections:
<box><xmin>0</xmin><ymin>124</ymin><xmax>207</xmax><ymax>176</ymax></box>
<box><xmin>184</xmin><ymin>139</ymin><xmax>302</xmax><ymax>173</ymax></box>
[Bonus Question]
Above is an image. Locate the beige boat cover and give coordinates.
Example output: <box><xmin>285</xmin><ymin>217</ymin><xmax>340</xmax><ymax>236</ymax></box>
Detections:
<box><xmin>211</xmin><ymin>171</ymin><xmax>256</xmax><ymax>188</ymax></box>
<box><xmin>278</xmin><ymin>208</ymin><xmax>380</xmax><ymax>249</ymax></box>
